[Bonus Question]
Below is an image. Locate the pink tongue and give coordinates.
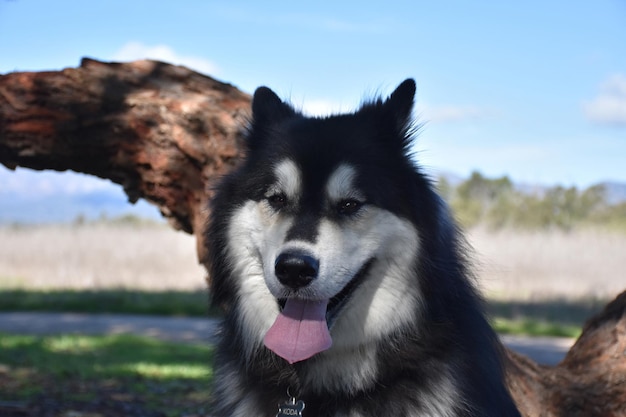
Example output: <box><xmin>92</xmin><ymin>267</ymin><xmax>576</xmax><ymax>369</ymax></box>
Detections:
<box><xmin>263</xmin><ymin>299</ymin><xmax>332</xmax><ymax>364</ymax></box>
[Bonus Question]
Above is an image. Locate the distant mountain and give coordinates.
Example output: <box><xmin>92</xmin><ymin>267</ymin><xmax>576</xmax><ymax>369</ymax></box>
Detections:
<box><xmin>433</xmin><ymin>170</ymin><xmax>465</xmax><ymax>186</ymax></box>
<box><xmin>600</xmin><ymin>181</ymin><xmax>626</xmax><ymax>206</ymax></box>
<box><xmin>0</xmin><ymin>168</ymin><xmax>162</xmax><ymax>224</ymax></box>
<box><xmin>513</xmin><ymin>180</ymin><xmax>626</xmax><ymax>205</ymax></box>
<box><xmin>0</xmin><ymin>188</ymin><xmax>162</xmax><ymax>224</ymax></box>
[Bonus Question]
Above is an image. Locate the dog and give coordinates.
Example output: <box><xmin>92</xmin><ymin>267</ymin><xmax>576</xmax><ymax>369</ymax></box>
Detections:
<box><xmin>206</xmin><ymin>79</ymin><xmax>521</xmax><ymax>416</ymax></box>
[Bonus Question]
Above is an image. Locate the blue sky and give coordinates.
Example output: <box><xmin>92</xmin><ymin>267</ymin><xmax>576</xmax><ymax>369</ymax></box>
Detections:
<box><xmin>1</xmin><ymin>0</ymin><xmax>625</xmax><ymax>196</ymax></box>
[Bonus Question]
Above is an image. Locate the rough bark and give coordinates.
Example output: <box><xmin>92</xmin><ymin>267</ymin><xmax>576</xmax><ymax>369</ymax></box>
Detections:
<box><xmin>1</xmin><ymin>60</ymin><xmax>625</xmax><ymax>416</ymax></box>
<box><xmin>0</xmin><ymin>58</ymin><xmax>250</xmax><ymax>260</ymax></box>
<box><xmin>506</xmin><ymin>291</ymin><xmax>626</xmax><ymax>416</ymax></box>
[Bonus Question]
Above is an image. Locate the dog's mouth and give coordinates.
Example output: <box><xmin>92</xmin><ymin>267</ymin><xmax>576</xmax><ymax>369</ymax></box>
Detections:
<box><xmin>325</xmin><ymin>258</ymin><xmax>374</xmax><ymax>325</ymax></box>
<box><xmin>265</xmin><ymin>259</ymin><xmax>374</xmax><ymax>364</ymax></box>
<box><xmin>276</xmin><ymin>258</ymin><xmax>374</xmax><ymax>325</ymax></box>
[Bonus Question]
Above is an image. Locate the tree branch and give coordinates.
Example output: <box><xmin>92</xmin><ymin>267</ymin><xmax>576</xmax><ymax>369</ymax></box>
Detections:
<box><xmin>0</xmin><ymin>58</ymin><xmax>250</xmax><ymax>260</ymax></box>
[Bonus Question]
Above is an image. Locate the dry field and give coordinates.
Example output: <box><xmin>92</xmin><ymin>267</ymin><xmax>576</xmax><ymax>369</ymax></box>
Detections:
<box><xmin>0</xmin><ymin>223</ymin><xmax>624</xmax><ymax>300</ymax></box>
<box><xmin>468</xmin><ymin>227</ymin><xmax>626</xmax><ymax>300</ymax></box>
<box><xmin>0</xmin><ymin>223</ymin><xmax>207</xmax><ymax>291</ymax></box>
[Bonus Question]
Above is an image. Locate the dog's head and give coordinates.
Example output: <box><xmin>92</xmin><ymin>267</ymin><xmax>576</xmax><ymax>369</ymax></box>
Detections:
<box><xmin>209</xmin><ymin>79</ymin><xmax>433</xmax><ymax>363</ymax></box>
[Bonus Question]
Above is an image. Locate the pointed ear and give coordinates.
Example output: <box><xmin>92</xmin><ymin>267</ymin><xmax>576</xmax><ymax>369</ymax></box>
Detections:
<box><xmin>251</xmin><ymin>86</ymin><xmax>296</xmax><ymax>125</ymax></box>
<box><xmin>383</xmin><ymin>78</ymin><xmax>416</xmax><ymax>129</ymax></box>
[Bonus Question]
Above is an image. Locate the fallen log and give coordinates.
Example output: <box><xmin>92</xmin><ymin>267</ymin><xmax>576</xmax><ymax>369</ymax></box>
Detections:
<box><xmin>0</xmin><ymin>58</ymin><xmax>250</xmax><ymax>260</ymax></box>
<box><xmin>506</xmin><ymin>291</ymin><xmax>626</xmax><ymax>416</ymax></box>
<box><xmin>1</xmin><ymin>59</ymin><xmax>624</xmax><ymax>415</ymax></box>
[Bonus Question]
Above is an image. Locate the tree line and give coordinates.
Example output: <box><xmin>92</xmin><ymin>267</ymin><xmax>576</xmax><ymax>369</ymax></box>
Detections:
<box><xmin>437</xmin><ymin>171</ymin><xmax>626</xmax><ymax>232</ymax></box>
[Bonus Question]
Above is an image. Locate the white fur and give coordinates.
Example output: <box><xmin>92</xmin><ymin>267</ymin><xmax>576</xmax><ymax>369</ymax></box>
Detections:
<box><xmin>295</xmin><ymin>209</ymin><xmax>421</xmax><ymax>392</ymax></box>
<box><xmin>302</xmin><ymin>342</ymin><xmax>379</xmax><ymax>395</ymax></box>
<box><xmin>326</xmin><ymin>164</ymin><xmax>365</xmax><ymax>202</ymax></box>
<box><xmin>226</xmin><ymin>160</ymin><xmax>423</xmax><ymax>391</ymax></box>
<box><xmin>267</xmin><ymin>159</ymin><xmax>301</xmax><ymax>202</ymax></box>
<box><xmin>226</xmin><ymin>200</ymin><xmax>281</xmax><ymax>358</ymax></box>
<box><xmin>213</xmin><ymin>361</ymin><xmax>264</xmax><ymax>417</ymax></box>
<box><xmin>413</xmin><ymin>367</ymin><xmax>463</xmax><ymax>417</ymax></box>
<box><xmin>321</xmin><ymin>212</ymin><xmax>421</xmax><ymax>342</ymax></box>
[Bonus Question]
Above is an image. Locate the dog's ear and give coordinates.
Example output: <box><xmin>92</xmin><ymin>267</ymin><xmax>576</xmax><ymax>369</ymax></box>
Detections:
<box><xmin>383</xmin><ymin>78</ymin><xmax>416</xmax><ymax>132</ymax></box>
<box><xmin>252</xmin><ymin>86</ymin><xmax>296</xmax><ymax>125</ymax></box>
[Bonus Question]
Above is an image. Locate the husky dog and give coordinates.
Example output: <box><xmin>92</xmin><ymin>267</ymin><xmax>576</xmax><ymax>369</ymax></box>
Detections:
<box><xmin>206</xmin><ymin>79</ymin><xmax>520</xmax><ymax>416</ymax></box>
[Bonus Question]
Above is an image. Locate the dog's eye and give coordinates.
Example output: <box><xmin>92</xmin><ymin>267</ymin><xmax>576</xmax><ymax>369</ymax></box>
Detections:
<box><xmin>267</xmin><ymin>193</ymin><xmax>288</xmax><ymax>210</ymax></box>
<box><xmin>336</xmin><ymin>199</ymin><xmax>363</xmax><ymax>216</ymax></box>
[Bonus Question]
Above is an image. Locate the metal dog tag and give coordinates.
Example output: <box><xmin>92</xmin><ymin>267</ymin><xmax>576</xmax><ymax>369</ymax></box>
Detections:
<box><xmin>276</xmin><ymin>396</ymin><xmax>305</xmax><ymax>417</ymax></box>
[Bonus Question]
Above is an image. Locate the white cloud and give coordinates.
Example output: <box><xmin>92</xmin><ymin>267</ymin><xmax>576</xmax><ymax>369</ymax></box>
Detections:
<box><xmin>582</xmin><ymin>74</ymin><xmax>626</xmax><ymax>127</ymax></box>
<box><xmin>111</xmin><ymin>42</ymin><xmax>219</xmax><ymax>75</ymax></box>
<box><xmin>298</xmin><ymin>99</ymin><xmax>354</xmax><ymax>117</ymax></box>
<box><xmin>282</xmin><ymin>97</ymin><xmax>493</xmax><ymax>122</ymax></box>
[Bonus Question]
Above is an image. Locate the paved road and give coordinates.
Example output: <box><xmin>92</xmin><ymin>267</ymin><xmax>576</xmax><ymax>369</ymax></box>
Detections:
<box><xmin>0</xmin><ymin>312</ymin><xmax>574</xmax><ymax>366</ymax></box>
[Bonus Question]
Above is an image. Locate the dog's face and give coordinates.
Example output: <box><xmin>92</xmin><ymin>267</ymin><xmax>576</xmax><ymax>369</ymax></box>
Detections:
<box><xmin>214</xmin><ymin>80</ymin><xmax>427</xmax><ymax>361</ymax></box>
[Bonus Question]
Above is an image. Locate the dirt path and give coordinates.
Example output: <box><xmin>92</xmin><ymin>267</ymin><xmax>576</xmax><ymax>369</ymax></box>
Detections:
<box><xmin>0</xmin><ymin>312</ymin><xmax>574</xmax><ymax>366</ymax></box>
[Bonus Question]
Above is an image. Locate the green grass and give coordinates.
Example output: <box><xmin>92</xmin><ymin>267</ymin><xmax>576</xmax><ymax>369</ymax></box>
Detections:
<box><xmin>490</xmin><ymin>317</ymin><xmax>581</xmax><ymax>338</ymax></box>
<box><xmin>0</xmin><ymin>332</ymin><xmax>214</xmax><ymax>416</ymax></box>
<box><xmin>486</xmin><ymin>296</ymin><xmax>604</xmax><ymax>338</ymax></box>
<box><xmin>0</xmin><ymin>288</ymin><xmax>217</xmax><ymax>317</ymax></box>
<box><xmin>0</xmin><ymin>291</ymin><xmax>598</xmax><ymax>414</ymax></box>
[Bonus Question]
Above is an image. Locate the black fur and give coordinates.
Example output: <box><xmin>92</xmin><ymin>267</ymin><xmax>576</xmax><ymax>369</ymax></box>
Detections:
<box><xmin>206</xmin><ymin>79</ymin><xmax>521</xmax><ymax>416</ymax></box>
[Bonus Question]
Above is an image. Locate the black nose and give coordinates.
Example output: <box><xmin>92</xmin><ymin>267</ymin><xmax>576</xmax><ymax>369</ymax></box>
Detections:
<box><xmin>274</xmin><ymin>252</ymin><xmax>319</xmax><ymax>290</ymax></box>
